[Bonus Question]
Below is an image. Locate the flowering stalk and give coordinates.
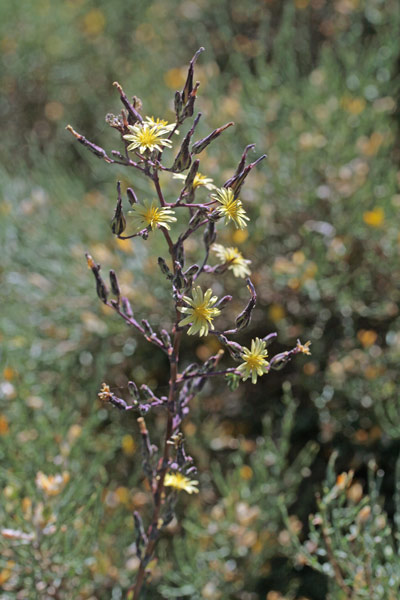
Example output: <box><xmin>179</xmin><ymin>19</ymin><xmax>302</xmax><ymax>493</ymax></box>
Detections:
<box><xmin>68</xmin><ymin>49</ymin><xmax>310</xmax><ymax>599</ymax></box>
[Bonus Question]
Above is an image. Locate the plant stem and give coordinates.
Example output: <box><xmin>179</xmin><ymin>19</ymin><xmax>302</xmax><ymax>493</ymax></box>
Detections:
<box><xmin>130</xmin><ymin>330</ymin><xmax>182</xmax><ymax>600</ymax></box>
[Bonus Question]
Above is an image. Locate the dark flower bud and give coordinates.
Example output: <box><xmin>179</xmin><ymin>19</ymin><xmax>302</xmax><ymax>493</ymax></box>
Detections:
<box><xmin>183</xmin><ymin>264</ymin><xmax>199</xmax><ymax>278</ymax></box>
<box><xmin>127</xmin><ymin>187</ymin><xmax>138</xmax><ymax>205</ymax></box>
<box><xmin>235</xmin><ymin>279</ymin><xmax>257</xmax><ymax>331</ymax></box>
<box><xmin>203</xmin><ymin>221</ymin><xmax>216</xmax><ymax>250</ymax></box>
<box><xmin>182</xmin><ymin>363</ymin><xmax>200</xmax><ymax>377</ymax></box>
<box><xmin>208</xmin><ymin>209</ymin><xmax>221</xmax><ymax>222</ymax></box>
<box><xmin>181</xmin><ymin>82</ymin><xmax>200</xmax><ymax>121</ymax></box>
<box><xmin>158</xmin><ymin>257</ymin><xmax>173</xmax><ymax>280</ymax></box>
<box><xmin>174</xmin><ymin>90</ymin><xmax>183</xmax><ymax>119</ymax></box>
<box><xmin>175</xmin><ymin>243</ymin><xmax>185</xmax><ymax>268</ymax></box>
<box><xmin>184</xmin><ymin>159</ymin><xmax>200</xmax><ymax>190</ymax></box>
<box><xmin>111</xmin><ymin>210</ymin><xmax>126</xmax><ymax>236</ymax></box>
<box><xmin>109</xmin><ymin>270</ymin><xmax>120</xmax><ymax>300</ymax></box>
<box><xmin>128</xmin><ymin>381</ymin><xmax>140</xmax><ymax>402</ymax></box>
<box><xmin>173</xmin><ymin>261</ymin><xmax>186</xmax><ymax>290</ymax></box>
<box><xmin>160</xmin><ymin>329</ymin><xmax>172</xmax><ymax>350</ymax></box>
<box><xmin>263</xmin><ymin>332</ymin><xmax>278</xmax><ymax>347</ymax></box>
<box><xmin>140</xmin><ymin>385</ymin><xmax>158</xmax><ymax>402</ymax></box>
<box><xmin>192</xmin><ymin>122</ymin><xmax>234</xmax><ymax>154</ymax></box>
<box><xmin>216</xmin><ymin>295</ymin><xmax>232</xmax><ymax>310</ymax></box>
<box><xmin>182</xmin><ymin>47</ymin><xmax>204</xmax><ymax>105</ymax></box>
<box><xmin>134</xmin><ymin>511</ymin><xmax>148</xmax><ymax>559</ymax></box>
<box><xmin>112</xmin><ymin>81</ymin><xmax>143</xmax><ymax>124</ymax></box>
<box><xmin>141</xmin><ymin>319</ymin><xmax>155</xmax><ymax>338</ymax></box>
<box><xmin>216</xmin><ymin>334</ymin><xmax>243</xmax><ymax>360</ymax></box>
<box><xmin>183</xmin><ymin>264</ymin><xmax>198</xmax><ymax>288</ymax></box>
<box><xmin>86</xmin><ymin>254</ymin><xmax>109</xmax><ymax>304</ymax></box>
<box><xmin>189</xmin><ymin>209</ymin><xmax>207</xmax><ymax>228</ymax></box>
<box><xmin>109</xmin><ymin>394</ymin><xmax>130</xmax><ymax>410</ymax></box>
<box><xmin>201</xmin><ymin>350</ymin><xmax>224</xmax><ymax>373</ymax></box>
<box><xmin>96</xmin><ymin>278</ymin><xmax>108</xmax><ymax>304</ymax></box>
<box><xmin>269</xmin><ymin>351</ymin><xmax>290</xmax><ymax>371</ymax></box>
<box><xmin>170</xmin><ymin>113</ymin><xmax>201</xmax><ymax>173</ymax></box>
<box><xmin>111</xmin><ymin>181</ymin><xmax>126</xmax><ymax>235</ymax></box>
<box><xmin>121</xmin><ymin>297</ymin><xmax>133</xmax><ymax>318</ymax></box>
<box><xmin>66</xmin><ymin>125</ymin><xmax>112</xmax><ymax>163</ymax></box>
<box><xmin>224</xmin><ymin>154</ymin><xmax>267</xmax><ymax>196</ymax></box>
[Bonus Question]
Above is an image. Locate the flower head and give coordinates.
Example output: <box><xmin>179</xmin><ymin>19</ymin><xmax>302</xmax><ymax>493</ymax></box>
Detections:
<box><xmin>237</xmin><ymin>338</ymin><xmax>269</xmax><ymax>384</ymax></box>
<box><xmin>164</xmin><ymin>472</ymin><xmax>199</xmax><ymax>494</ymax></box>
<box><xmin>173</xmin><ymin>172</ymin><xmax>215</xmax><ymax>190</ymax></box>
<box><xmin>128</xmin><ymin>200</ymin><xmax>177</xmax><ymax>231</ymax></box>
<box><xmin>212</xmin><ymin>244</ymin><xmax>251</xmax><ymax>278</ymax></box>
<box><xmin>36</xmin><ymin>471</ymin><xmax>70</xmax><ymax>497</ymax></box>
<box><xmin>144</xmin><ymin>116</ymin><xmax>177</xmax><ymax>133</ymax></box>
<box><xmin>210</xmin><ymin>187</ymin><xmax>249</xmax><ymax>229</ymax></box>
<box><xmin>296</xmin><ymin>339</ymin><xmax>312</xmax><ymax>356</ymax></box>
<box><xmin>178</xmin><ymin>286</ymin><xmax>221</xmax><ymax>337</ymax></box>
<box><xmin>123</xmin><ymin>121</ymin><xmax>173</xmax><ymax>154</ymax></box>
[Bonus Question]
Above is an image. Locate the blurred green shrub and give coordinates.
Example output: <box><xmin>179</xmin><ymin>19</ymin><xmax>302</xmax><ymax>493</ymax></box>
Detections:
<box><xmin>282</xmin><ymin>453</ymin><xmax>400</xmax><ymax>599</ymax></box>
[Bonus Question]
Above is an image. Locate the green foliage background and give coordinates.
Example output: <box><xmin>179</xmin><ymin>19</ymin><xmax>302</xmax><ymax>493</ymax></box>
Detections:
<box><xmin>1</xmin><ymin>0</ymin><xmax>400</xmax><ymax>598</ymax></box>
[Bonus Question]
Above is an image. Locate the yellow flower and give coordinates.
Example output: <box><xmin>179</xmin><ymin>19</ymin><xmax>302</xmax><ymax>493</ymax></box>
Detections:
<box><xmin>178</xmin><ymin>286</ymin><xmax>221</xmax><ymax>337</ymax></box>
<box><xmin>35</xmin><ymin>471</ymin><xmax>70</xmax><ymax>497</ymax></box>
<box><xmin>212</xmin><ymin>244</ymin><xmax>251</xmax><ymax>278</ymax></box>
<box><xmin>128</xmin><ymin>200</ymin><xmax>177</xmax><ymax>231</ymax></box>
<box><xmin>211</xmin><ymin>187</ymin><xmax>249</xmax><ymax>229</ymax></box>
<box><xmin>173</xmin><ymin>172</ymin><xmax>215</xmax><ymax>190</ymax></box>
<box><xmin>238</xmin><ymin>338</ymin><xmax>269</xmax><ymax>384</ymax></box>
<box><xmin>144</xmin><ymin>116</ymin><xmax>177</xmax><ymax>133</ymax></box>
<box><xmin>296</xmin><ymin>339</ymin><xmax>312</xmax><ymax>355</ymax></box>
<box><xmin>123</xmin><ymin>121</ymin><xmax>173</xmax><ymax>154</ymax></box>
<box><xmin>164</xmin><ymin>472</ymin><xmax>199</xmax><ymax>494</ymax></box>
<box><xmin>363</xmin><ymin>207</ymin><xmax>384</xmax><ymax>227</ymax></box>
<box><xmin>98</xmin><ymin>382</ymin><xmax>112</xmax><ymax>401</ymax></box>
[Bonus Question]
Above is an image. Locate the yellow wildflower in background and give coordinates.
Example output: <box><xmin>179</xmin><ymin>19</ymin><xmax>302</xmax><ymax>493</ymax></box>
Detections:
<box><xmin>178</xmin><ymin>286</ymin><xmax>221</xmax><ymax>337</ymax></box>
<box><xmin>164</xmin><ymin>472</ymin><xmax>199</xmax><ymax>494</ymax></box>
<box><xmin>128</xmin><ymin>200</ymin><xmax>176</xmax><ymax>231</ymax></box>
<box><xmin>35</xmin><ymin>471</ymin><xmax>70</xmax><ymax>497</ymax></box>
<box><xmin>212</xmin><ymin>244</ymin><xmax>251</xmax><ymax>278</ymax></box>
<box><xmin>123</xmin><ymin>121</ymin><xmax>172</xmax><ymax>154</ymax></box>
<box><xmin>363</xmin><ymin>207</ymin><xmax>384</xmax><ymax>227</ymax></box>
<box><xmin>238</xmin><ymin>338</ymin><xmax>269</xmax><ymax>384</ymax></box>
<box><xmin>211</xmin><ymin>187</ymin><xmax>249</xmax><ymax>229</ymax></box>
<box><xmin>173</xmin><ymin>172</ymin><xmax>216</xmax><ymax>190</ymax></box>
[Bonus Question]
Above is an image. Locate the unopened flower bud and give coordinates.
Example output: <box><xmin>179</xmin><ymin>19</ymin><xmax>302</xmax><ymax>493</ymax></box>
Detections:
<box><xmin>262</xmin><ymin>332</ymin><xmax>278</xmax><ymax>346</ymax></box>
<box><xmin>189</xmin><ymin>209</ymin><xmax>207</xmax><ymax>228</ymax></box>
<box><xmin>174</xmin><ymin>90</ymin><xmax>183</xmax><ymax>119</ymax></box>
<box><xmin>111</xmin><ymin>181</ymin><xmax>126</xmax><ymax>235</ymax></box>
<box><xmin>128</xmin><ymin>381</ymin><xmax>140</xmax><ymax>402</ymax></box>
<box><xmin>183</xmin><ymin>264</ymin><xmax>198</xmax><ymax>288</ymax></box>
<box><xmin>192</xmin><ymin>122</ymin><xmax>234</xmax><ymax>154</ymax></box>
<box><xmin>85</xmin><ymin>254</ymin><xmax>109</xmax><ymax>304</ymax></box>
<box><xmin>140</xmin><ymin>385</ymin><xmax>158</xmax><ymax>401</ymax></box>
<box><xmin>121</xmin><ymin>297</ymin><xmax>133</xmax><ymax>318</ymax></box>
<box><xmin>184</xmin><ymin>159</ymin><xmax>200</xmax><ymax>190</ymax></box>
<box><xmin>216</xmin><ymin>295</ymin><xmax>232</xmax><ymax>309</ymax></box>
<box><xmin>224</xmin><ymin>154</ymin><xmax>266</xmax><ymax>196</ymax></box>
<box><xmin>126</xmin><ymin>187</ymin><xmax>138</xmax><ymax>205</ymax></box>
<box><xmin>160</xmin><ymin>329</ymin><xmax>172</xmax><ymax>349</ymax></box>
<box><xmin>158</xmin><ymin>257</ymin><xmax>173</xmax><ymax>280</ymax></box>
<box><xmin>203</xmin><ymin>221</ymin><xmax>216</xmax><ymax>250</ymax></box>
<box><xmin>141</xmin><ymin>319</ymin><xmax>155</xmax><ymax>338</ymax></box>
<box><xmin>109</xmin><ymin>270</ymin><xmax>120</xmax><ymax>300</ymax></box>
